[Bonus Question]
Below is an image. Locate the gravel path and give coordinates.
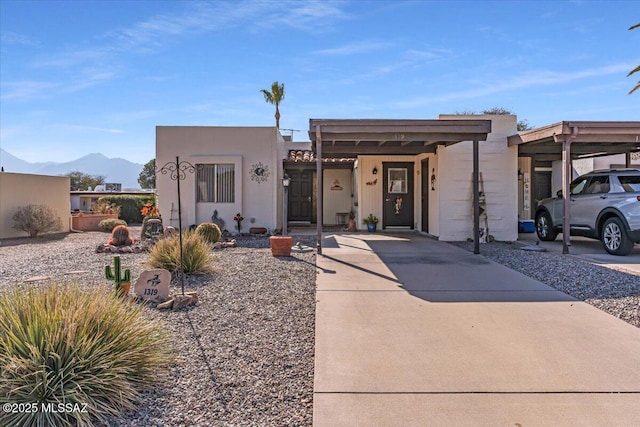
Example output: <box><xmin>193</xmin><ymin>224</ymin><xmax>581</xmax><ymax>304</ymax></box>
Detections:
<box><xmin>450</xmin><ymin>241</ymin><xmax>640</xmax><ymax>328</ymax></box>
<box><xmin>0</xmin><ymin>228</ymin><xmax>316</xmax><ymax>426</ymax></box>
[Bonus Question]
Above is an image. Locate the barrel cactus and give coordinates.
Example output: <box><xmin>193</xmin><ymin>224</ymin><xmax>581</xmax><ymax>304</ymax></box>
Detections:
<box><xmin>108</xmin><ymin>225</ymin><xmax>134</xmax><ymax>246</ymax></box>
<box><xmin>195</xmin><ymin>222</ymin><xmax>222</xmax><ymax>244</ymax></box>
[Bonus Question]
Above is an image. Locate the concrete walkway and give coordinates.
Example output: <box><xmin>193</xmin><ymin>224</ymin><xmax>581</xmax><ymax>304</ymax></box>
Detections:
<box><xmin>313</xmin><ymin>232</ymin><xmax>640</xmax><ymax>426</ymax></box>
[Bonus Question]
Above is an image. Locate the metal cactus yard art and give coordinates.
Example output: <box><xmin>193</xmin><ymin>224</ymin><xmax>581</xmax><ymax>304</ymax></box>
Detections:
<box><xmin>105</xmin><ymin>256</ymin><xmax>131</xmax><ymax>296</ymax></box>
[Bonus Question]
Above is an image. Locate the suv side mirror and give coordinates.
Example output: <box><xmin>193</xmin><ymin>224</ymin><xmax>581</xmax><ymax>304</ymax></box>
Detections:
<box><xmin>556</xmin><ymin>189</ymin><xmax>563</xmax><ymax>198</ymax></box>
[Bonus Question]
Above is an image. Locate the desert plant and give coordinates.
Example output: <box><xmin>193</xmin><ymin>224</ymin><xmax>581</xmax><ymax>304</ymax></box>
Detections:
<box><xmin>195</xmin><ymin>222</ymin><xmax>222</xmax><ymax>244</ymax></box>
<box><xmin>12</xmin><ymin>204</ymin><xmax>62</xmax><ymax>237</ymax></box>
<box><xmin>92</xmin><ymin>200</ymin><xmax>121</xmax><ymax>215</ymax></box>
<box><xmin>0</xmin><ymin>283</ymin><xmax>173</xmax><ymax>427</ymax></box>
<box><xmin>108</xmin><ymin>224</ymin><xmax>134</xmax><ymax>246</ymax></box>
<box><xmin>147</xmin><ymin>231</ymin><xmax>213</xmax><ymax>274</ymax></box>
<box><xmin>99</xmin><ymin>218</ymin><xmax>127</xmax><ymax>232</ymax></box>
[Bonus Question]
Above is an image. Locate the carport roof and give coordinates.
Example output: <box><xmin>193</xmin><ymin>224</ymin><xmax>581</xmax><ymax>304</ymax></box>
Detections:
<box><xmin>508</xmin><ymin>121</ymin><xmax>640</xmax><ymax>160</ymax></box>
<box><xmin>309</xmin><ymin>118</ymin><xmax>491</xmax><ymax>157</ymax></box>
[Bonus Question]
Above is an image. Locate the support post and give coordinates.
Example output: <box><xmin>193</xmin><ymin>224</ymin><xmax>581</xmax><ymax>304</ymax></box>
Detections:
<box><xmin>473</xmin><ymin>139</ymin><xmax>480</xmax><ymax>254</ymax></box>
<box><xmin>626</xmin><ymin>152</ymin><xmax>632</xmax><ymax>168</ymax></box>
<box><xmin>561</xmin><ymin>127</ymin><xmax>579</xmax><ymax>255</ymax></box>
<box><xmin>316</xmin><ymin>126</ymin><xmax>323</xmax><ymax>255</ymax></box>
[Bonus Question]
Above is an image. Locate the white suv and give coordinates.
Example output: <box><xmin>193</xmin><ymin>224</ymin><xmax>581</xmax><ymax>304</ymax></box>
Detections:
<box><xmin>534</xmin><ymin>169</ymin><xmax>640</xmax><ymax>255</ymax></box>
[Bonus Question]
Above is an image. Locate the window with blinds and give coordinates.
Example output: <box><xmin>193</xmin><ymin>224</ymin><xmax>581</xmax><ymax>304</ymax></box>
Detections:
<box><xmin>196</xmin><ymin>164</ymin><xmax>235</xmax><ymax>203</ymax></box>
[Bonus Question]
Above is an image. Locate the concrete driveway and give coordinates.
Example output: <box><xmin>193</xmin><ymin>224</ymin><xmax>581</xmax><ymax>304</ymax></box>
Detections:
<box><xmin>518</xmin><ymin>232</ymin><xmax>640</xmax><ymax>275</ymax></box>
<box><xmin>314</xmin><ymin>232</ymin><xmax>640</xmax><ymax>426</ymax></box>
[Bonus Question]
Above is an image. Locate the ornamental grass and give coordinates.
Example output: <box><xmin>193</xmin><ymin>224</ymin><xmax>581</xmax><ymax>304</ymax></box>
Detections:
<box><xmin>146</xmin><ymin>230</ymin><xmax>213</xmax><ymax>274</ymax></box>
<box><xmin>0</xmin><ymin>284</ymin><xmax>173</xmax><ymax>427</ymax></box>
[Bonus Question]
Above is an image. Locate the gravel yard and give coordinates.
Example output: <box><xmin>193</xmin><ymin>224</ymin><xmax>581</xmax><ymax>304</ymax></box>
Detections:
<box><xmin>450</xmin><ymin>241</ymin><xmax>640</xmax><ymax>328</ymax></box>
<box><xmin>0</xmin><ymin>228</ymin><xmax>316</xmax><ymax>426</ymax></box>
<box><xmin>2</xmin><ymin>229</ymin><xmax>638</xmax><ymax>426</ymax></box>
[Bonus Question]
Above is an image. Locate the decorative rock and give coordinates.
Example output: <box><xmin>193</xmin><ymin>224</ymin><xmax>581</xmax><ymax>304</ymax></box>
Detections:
<box><xmin>134</xmin><ymin>269</ymin><xmax>171</xmax><ymax>302</ymax></box>
<box><xmin>164</xmin><ymin>226</ymin><xmax>177</xmax><ymax>237</ymax></box>
<box><xmin>173</xmin><ymin>294</ymin><xmax>197</xmax><ymax>310</ymax></box>
<box><xmin>157</xmin><ymin>299</ymin><xmax>174</xmax><ymax>310</ymax></box>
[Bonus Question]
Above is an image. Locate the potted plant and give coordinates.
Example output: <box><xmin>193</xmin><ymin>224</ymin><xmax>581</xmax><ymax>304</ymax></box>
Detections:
<box><xmin>363</xmin><ymin>213</ymin><xmax>379</xmax><ymax>232</ymax></box>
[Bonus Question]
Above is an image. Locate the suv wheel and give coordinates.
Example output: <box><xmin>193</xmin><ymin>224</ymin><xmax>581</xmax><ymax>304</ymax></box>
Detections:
<box><xmin>535</xmin><ymin>211</ymin><xmax>558</xmax><ymax>241</ymax></box>
<box><xmin>601</xmin><ymin>217</ymin><xmax>634</xmax><ymax>256</ymax></box>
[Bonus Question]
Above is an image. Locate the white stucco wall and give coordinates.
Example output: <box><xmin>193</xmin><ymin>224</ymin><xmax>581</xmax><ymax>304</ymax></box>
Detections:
<box><xmin>156</xmin><ymin>126</ymin><xmax>285</xmax><ymax>232</ymax></box>
<box><xmin>437</xmin><ymin>114</ymin><xmax>518</xmax><ymax>241</ymax></box>
<box><xmin>0</xmin><ymin>172</ymin><xmax>70</xmax><ymax>239</ymax></box>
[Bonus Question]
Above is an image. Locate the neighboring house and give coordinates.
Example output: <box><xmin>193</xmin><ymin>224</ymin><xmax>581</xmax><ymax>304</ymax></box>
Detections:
<box><xmin>0</xmin><ymin>172</ymin><xmax>70</xmax><ymax>239</ymax></box>
<box><xmin>70</xmin><ymin>189</ymin><xmax>155</xmax><ymax>212</ymax></box>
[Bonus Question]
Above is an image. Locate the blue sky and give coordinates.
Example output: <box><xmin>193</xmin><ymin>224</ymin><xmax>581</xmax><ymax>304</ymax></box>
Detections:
<box><xmin>1</xmin><ymin>0</ymin><xmax>638</xmax><ymax>164</ymax></box>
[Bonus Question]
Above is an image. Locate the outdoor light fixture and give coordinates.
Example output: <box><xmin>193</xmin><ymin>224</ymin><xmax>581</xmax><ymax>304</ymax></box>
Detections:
<box><xmin>372</xmin><ymin>166</ymin><xmax>378</xmax><ymax>175</ymax></box>
<box><xmin>430</xmin><ymin>168</ymin><xmax>436</xmax><ymax>191</ymax></box>
<box><xmin>282</xmin><ymin>173</ymin><xmax>290</xmax><ymax>187</ymax></box>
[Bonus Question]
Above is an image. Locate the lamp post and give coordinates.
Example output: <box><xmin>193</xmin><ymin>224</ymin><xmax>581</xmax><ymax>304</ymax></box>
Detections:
<box><xmin>282</xmin><ymin>173</ymin><xmax>290</xmax><ymax>235</ymax></box>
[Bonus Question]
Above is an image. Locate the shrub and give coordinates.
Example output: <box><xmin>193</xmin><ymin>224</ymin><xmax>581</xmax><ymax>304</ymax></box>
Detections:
<box><xmin>195</xmin><ymin>222</ymin><xmax>222</xmax><ymax>244</ymax></box>
<box><xmin>0</xmin><ymin>284</ymin><xmax>173</xmax><ymax>427</ymax></box>
<box><xmin>108</xmin><ymin>225</ymin><xmax>134</xmax><ymax>246</ymax></box>
<box><xmin>99</xmin><ymin>218</ymin><xmax>128</xmax><ymax>232</ymax></box>
<box><xmin>12</xmin><ymin>204</ymin><xmax>62</xmax><ymax>237</ymax></box>
<box><xmin>92</xmin><ymin>200</ymin><xmax>121</xmax><ymax>215</ymax></box>
<box><xmin>147</xmin><ymin>231</ymin><xmax>213</xmax><ymax>274</ymax></box>
<box><xmin>98</xmin><ymin>195</ymin><xmax>155</xmax><ymax>224</ymax></box>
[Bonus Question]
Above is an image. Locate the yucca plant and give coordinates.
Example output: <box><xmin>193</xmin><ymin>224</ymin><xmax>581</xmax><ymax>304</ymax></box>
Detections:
<box><xmin>0</xmin><ymin>284</ymin><xmax>173</xmax><ymax>427</ymax></box>
<box><xmin>146</xmin><ymin>230</ymin><xmax>213</xmax><ymax>274</ymax></box>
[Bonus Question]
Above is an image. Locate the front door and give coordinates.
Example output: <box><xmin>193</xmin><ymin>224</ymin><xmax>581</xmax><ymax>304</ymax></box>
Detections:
<box><xmin>287</xmin><ymin>169</ymin><xmax>313</xmax><ymax>222</ymax></box>
<box><xmin>383</xmin><ymin>162</ymin><xmax>414</xmax><ymax>228</ymax></box>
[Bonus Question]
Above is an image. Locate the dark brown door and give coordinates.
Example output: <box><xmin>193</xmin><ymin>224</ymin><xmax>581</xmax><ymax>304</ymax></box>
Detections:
<box><xmin>383</xmin><ymin>162</ymin><xmax>414</xmax><ymax>228</ymax></box>
<box><xmin>421</xmin><ymin>159</ymin><xmax>429</xmax><ymax>232</ymax></box>
<box><xmin>287</xmin><ymin>169</ymin><xmax>313</xmax><ymax>222</ymax></box>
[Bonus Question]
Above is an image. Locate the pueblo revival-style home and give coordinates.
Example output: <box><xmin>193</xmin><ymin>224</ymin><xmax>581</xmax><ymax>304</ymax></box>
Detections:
<box><xmin>155</xmin><ymin>115</ymin><xmax>640</xmax><ymax>252</ymax></box>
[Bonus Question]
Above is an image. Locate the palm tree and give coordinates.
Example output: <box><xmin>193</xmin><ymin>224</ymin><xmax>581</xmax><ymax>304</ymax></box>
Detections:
<box><xmin>260</xmin><ymin>81</ymin><xmax>285</xmax><ymax>128</ymax></box>
<box><xmin>629</xmin><ymin>23</ymin><xmax>640</xmax><ymax>94</ymax></box>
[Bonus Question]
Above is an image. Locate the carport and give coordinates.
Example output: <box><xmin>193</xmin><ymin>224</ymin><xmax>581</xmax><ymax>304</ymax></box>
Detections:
<box><xmin>309</xmin><ymin>119</ymin><xmax>492</xmax><ymax>254</ymax></box>
<box><xmin>508</xmin><ymin>121</ymin><xmax>640</xmax><ymax>254</ymax></box>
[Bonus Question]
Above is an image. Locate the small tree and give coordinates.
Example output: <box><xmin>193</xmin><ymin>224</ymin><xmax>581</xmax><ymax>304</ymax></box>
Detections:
<box><xmin>64</xmin><ymin>170</ymin><xmax>105</xmax><ymax>191</ymax></box>
<box><xmin>12</xmin><ymin>204</ymin><xmax>62</xmax><ymax>237</ymax></box>
<box><xmin>455</xmin><ymin>108</ymin><xmax>533</xmax><ymax>131</ymax></box>
<box><xmin>138</xmin><ymin>158</ymin><xmax>156</xmax><ymax>189</ymax></box>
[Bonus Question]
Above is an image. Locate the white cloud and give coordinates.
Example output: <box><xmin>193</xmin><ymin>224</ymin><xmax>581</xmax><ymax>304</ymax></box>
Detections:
<box><xmin>314</xmin><ymin>40</ymin><xmax>393</xmax><ymax>56</ymax></box>
<box><xmin>0</xmin><ymin>80</ymin><xmax>58</xmax><ymax>101</ymax></box>
<box><xmin>394</xmin><ymin>63</ymin><xmax>635</xmax><ymax>108</ymax></box>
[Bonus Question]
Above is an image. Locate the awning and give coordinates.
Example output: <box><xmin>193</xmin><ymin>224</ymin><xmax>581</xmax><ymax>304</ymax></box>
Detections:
<box><xmin>310</xmin><ymin>118</ymin><xmax>492</xmax><ymax>157</ymax></box>
<box><xmin>508</xmin><ymin>121</ymin><xmax>640</xmax><ymax>254</ymax></box>
<box><xmin>308</xmin><ymin>118</ymin><xmax>492</xmax><ymax>254</ymax></box>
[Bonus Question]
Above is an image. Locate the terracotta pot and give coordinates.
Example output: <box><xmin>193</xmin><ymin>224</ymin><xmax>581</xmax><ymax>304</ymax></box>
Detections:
<box><xmin>270</xmin><ymin>236</ymin><xmax>293</xmax><ymax>257</ymax></box>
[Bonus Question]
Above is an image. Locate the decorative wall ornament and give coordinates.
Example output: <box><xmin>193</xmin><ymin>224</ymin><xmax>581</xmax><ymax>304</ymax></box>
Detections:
<box><xmin>394</xmin><ymin>196</ymin><xmax>403</xmax><ymax>215</ymax></box>
<box><xmin>250</xmin><ymin>162</ymin><xmax>270</xmax><ymax>183</ymax></box>
<box><xmin>431</xmin><ymin>168</ymin><xmax>436</xmax><ymax>191</ymax></box>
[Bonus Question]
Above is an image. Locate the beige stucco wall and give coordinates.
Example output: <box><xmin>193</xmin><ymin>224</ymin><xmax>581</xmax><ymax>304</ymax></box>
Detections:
<box><xmin>437</xmin><ymin>114</ymin><xmax>518</xmax><ymax>242</ymax></box>
<box><xmin>0</xmin><ymin>172</ymin><xmax>70</xmax><ymax>239</ymax></box>
<box><xmin>156</xmin><ymin>126</ymin><xmax>286</xmax><ymax>232</ymax></box>
<box><xmin>322</xmin><ymin>169</ymin><xmax>353</xmax><ymax>225</ymax></box>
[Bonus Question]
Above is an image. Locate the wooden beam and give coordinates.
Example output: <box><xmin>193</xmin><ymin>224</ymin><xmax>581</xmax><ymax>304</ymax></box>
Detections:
<box><xmin>316</xmin><ymin>126</ymin><xmax>323</xmax><ymax>255</ymax></box>
<box><xmin>321</xmin><ymin>145</ymin><xmax>437</xmax><ymax>155</ymax></box>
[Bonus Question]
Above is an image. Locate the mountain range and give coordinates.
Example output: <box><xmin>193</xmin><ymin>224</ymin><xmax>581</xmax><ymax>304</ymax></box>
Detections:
<box><xmin>0</xmin><ymin>149</ymin><xmax>143</xmax><ymax>189</ymax></box>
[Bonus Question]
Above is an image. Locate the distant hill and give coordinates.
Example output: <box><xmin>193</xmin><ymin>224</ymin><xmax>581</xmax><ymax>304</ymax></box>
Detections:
<box><xmin>0</xmin><ymin>149</ymin><xmax>143</xmax><ymax>189</ymax></box>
